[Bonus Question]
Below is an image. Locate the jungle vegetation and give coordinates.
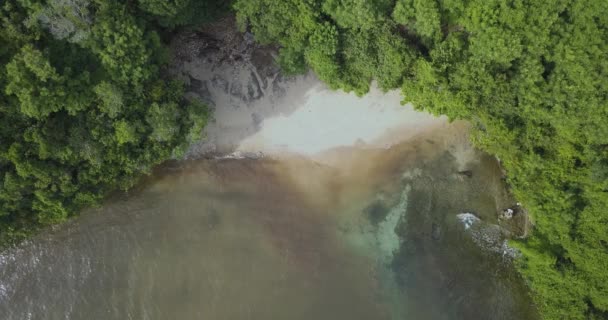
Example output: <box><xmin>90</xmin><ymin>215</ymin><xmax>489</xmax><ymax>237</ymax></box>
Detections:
<box><xmin>1</xmin><ymin>0</ymin><xmax>607</xmax><ymax>319</ymax></box>
<box><xmin>0</xmin><ymin>0</ymin><xmax>234</xmax><ymax>243</ymax></box>
<box><xmin>233</xmin><ymin>0</ymin><xmax>608</xmax><ymax>319</ymax></box>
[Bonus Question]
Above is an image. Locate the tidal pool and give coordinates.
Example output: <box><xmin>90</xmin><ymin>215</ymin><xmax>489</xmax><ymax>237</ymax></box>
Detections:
<box><xmin>0</xmin><ymin>123</ymin><xmax>537</xmax><ymax>320</ymax></box>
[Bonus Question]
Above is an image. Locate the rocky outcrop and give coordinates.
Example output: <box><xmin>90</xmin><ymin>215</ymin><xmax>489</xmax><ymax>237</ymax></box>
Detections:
<box><xmin>170</xmin><ymin>16</ymin><xmax>306</xmax><ymax>157</ymax></box>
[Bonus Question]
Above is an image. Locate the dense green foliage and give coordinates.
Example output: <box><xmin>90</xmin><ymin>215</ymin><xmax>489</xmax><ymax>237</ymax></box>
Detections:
<box><xmin>137</xmin><ymin>0</ymin><xmax>231</xmax><ymax>27</ymax></box>
<box><xmin>234</xmin><ymin>0</ymin><xmax>608</xmax><ymax>318</ymax></box>
<box><xmin>0</xmin><ymin>0</ymin><xmax>209</xmax><ymax>243</ymax></box>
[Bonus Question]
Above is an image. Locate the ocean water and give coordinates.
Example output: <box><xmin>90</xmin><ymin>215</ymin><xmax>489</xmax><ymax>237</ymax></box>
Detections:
<box><xmin>0</xmin><ymin>124</ymin><xmax>538</xmax><ymax>320</ymax></box>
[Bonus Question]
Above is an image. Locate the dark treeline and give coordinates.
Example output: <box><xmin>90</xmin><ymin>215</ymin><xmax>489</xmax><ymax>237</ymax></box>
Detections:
<box><xmin>234</xmin><ymin>0</ymin><xmax>608</xmax><ymax>319</ymax></box>
<box><xmin>0</xmin><ymin>0</ymin><xmax>229</xmax><ymax>243</ymax></box>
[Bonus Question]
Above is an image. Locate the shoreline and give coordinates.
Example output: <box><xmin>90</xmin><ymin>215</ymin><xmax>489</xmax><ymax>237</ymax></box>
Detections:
<box><xmin>167</xmin><ymin>15</ymin><xmax>532</xmax><ymax>243</ymax></box>
<box><xmin>170</xmin><ymin>17</ymin><xmax>449</xmax><ymax>161</ymax></box>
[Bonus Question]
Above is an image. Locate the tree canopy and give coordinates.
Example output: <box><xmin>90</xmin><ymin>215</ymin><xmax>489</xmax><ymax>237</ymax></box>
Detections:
<box><xmin>1</xmin><ymin>0</ymin><xmax>607</xmax><ymax>318</ymax></box>
<box><xmin>235</xmin><ymin>0</ymin><xmax>608</xmax><ymax>318</ymax></box>
<box><xmin>0</xmin><ymin>0</ymin><xmax>209</xmax><ymax>242</ymax></box>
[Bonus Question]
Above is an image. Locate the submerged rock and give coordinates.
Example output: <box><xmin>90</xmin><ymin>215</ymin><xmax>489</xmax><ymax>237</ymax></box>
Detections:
<box><xmin>457</xmin><ymin>170</ymin><xmax>473</xmax><ymax>178</ymax></box>
<box><xmin>457</xmin><ymin>212</ymin><xmax>520</xmax><ymax>259</ymax></box>
<box><xmin>364</xmin><ymin>200</ymin><xmax>390</xmax><ymax>227</ymax></box>
<box><xmin>457</xmin><ymin>212</ymin><xmax>480</xmax><ymax>230</ymax></box>
<box><xmin>501</xmin><ymin>208</ymin><xmax>514</xmax><ymax>219</ymax></box>
<box><xmin>431</xmin><ymin>222</ymin><xmax>442</xmax><ymax>240</ymax></box>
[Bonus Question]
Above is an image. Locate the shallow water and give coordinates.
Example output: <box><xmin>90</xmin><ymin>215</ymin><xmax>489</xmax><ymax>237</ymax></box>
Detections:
<box><xmin>0</xmin><ymin>124</ymin><xmax>537</xmax><ymax>320</ymax></box>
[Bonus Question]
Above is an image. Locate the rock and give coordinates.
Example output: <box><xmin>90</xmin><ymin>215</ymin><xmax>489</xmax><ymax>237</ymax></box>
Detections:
<box><xmin>248</xmin><ymin>71</ymin><xmax>264</xmax><ymax>99</ymax></box>
<box><xmin>365</xmin><ymin>200</ymin><xmax>389</xmax><ymax>227</ymax></box>
<box><xmin>211</xmin><ymin>74</ymin><xmax>229</xmax><ymax>92</ymax></box>
<box><xmin>457</xmin><ymin>212</ymin><xmax>480</xmax><ymax>230</ymax></box>
<box><xmin>251</xmin><ymin>113</ymin><xmax>263</xmax><ymax>130</ymax></box>
<box><xmin>500</xmin><ymin>208</ymin><xmax>515</xmax><ymax>220</ymax></box>
<box><xmin>457</xmin><ymin>170</ymin><xmax>473</xmax><ymax>178</ymax></box>
<box><xmin>247</xmin><ymin>82</ymin><xmax>262</xmax><ymax>100</ymax></box>
<box><xmin>229</xmin><ymin>82</ymin><xmax>242</xmax><ymax>97</ymax></box>
<box><xmin>431</xmin><ymin>223</ymin><xmax>441</xmax><ymax>240</ymax></box>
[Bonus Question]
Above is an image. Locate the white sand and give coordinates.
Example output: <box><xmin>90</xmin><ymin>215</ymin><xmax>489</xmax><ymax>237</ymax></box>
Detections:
<box><xmin>171</xmin><ymin>20</ymin><xmax>450</xmax><ymax>160</ymax></box>
<box><xmin>236</xmin><ymin>81</ymin><xmax>446</xmax><ymax>156</ymax></box>
<box><xmin>177</xmin><ymin>43</ymin><xmax>447</xmax><ymax>159</ymax></box>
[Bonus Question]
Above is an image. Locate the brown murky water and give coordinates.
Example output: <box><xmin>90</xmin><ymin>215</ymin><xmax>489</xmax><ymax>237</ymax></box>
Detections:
<box><xmin>0</xmin><ymin>124</ymin><xmax>538</xmax><ymax>320</ymax></box>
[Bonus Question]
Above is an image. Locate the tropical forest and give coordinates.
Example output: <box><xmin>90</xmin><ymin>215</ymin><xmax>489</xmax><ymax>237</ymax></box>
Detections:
<box><xmin>0</xmin><ymin>0</ymin><xmax>606</xmax><ymax>319</ymax></box>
